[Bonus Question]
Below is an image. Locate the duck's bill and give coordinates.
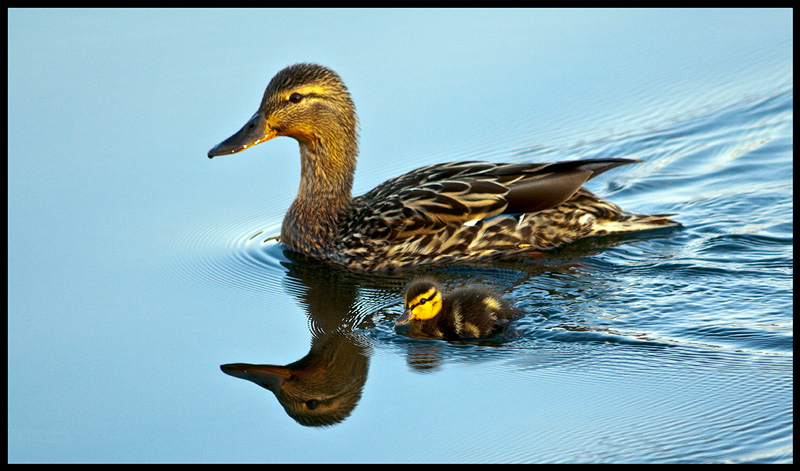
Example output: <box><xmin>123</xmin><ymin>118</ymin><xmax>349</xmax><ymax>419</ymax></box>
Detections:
<box><xmin>395</xmin><ymin>308</ymin><xmax>413</xmax><ymax>325</ymax></box>
<box><xmin>220</xmin><ymin>363</ymin><xmax>291</xmax><ymax>393</ymax></box>
<box><xmin>208</xmin><ymin>112</ymin><xmax>276</xmax><ymax>158</ymax></box>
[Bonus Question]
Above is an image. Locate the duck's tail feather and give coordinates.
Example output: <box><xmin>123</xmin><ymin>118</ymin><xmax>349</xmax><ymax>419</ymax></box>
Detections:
<box><xmin>592</xmin><ymin>213</ymin><xmax>681</xmax><ymax>235</ymax></box>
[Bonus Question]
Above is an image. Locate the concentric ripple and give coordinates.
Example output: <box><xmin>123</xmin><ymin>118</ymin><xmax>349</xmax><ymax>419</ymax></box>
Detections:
<box><xmin>167</xmin><ymin>210</ymin><xmax>290</xmax><ymax>299</ymax></box>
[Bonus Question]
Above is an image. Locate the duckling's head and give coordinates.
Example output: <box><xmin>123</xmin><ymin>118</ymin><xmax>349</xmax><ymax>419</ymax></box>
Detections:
<box><xmin>396</xmin><ymin>278</ymin><xmax>443</xmax><ymax>325</ymax></box>
<box><xmin>208</xmin><ymin>63</ymin><xmax>358</xmax><ymax>160</ymax></box>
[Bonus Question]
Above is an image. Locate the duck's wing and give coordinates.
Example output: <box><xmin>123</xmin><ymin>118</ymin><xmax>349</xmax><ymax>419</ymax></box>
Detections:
<box><xmin>354</xmin><ymin>158</ymin><xmax>639</xmax><ymax>241</ymax></box>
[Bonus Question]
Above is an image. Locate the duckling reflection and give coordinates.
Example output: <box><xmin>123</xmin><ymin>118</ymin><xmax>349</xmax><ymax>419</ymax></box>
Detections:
<box><xmin>221</xmin><ymin>331</ymin><xmax>368</xmax><ymax>427</ymax></box>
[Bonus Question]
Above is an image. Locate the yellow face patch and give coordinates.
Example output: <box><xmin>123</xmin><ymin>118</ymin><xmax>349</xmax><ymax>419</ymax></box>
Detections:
<box><xmin>405</xmin><ymin>287</ymin><xmax>442</xmax><ymax>321</ymax></box>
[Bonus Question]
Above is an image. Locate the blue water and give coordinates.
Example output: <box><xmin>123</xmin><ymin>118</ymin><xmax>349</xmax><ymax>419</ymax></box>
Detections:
<box><xmin>8</xmin><ymin>9</ymin><xmax>792</xmax><ymax>463</ymax></box>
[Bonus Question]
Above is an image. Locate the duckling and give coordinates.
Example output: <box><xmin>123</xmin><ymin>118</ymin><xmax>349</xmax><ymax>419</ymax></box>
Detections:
<box><xmin>395</xmin><ymin>278</ymin><xmax>521</xmax><ymax>340</ymax></box>
<box><xmin>208</xmin><ymin>63</ymin><xmax>679</xmax><ymax>271</ymax></box>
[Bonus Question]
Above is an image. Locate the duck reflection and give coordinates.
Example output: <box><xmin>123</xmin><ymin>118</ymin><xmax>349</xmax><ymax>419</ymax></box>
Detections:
<box><xmin>221</xmin><ymin>331</ymin><xmax>368</xmax><ymax>427</ymax></box>
<box><xmin>220</xmin><ymin>229</ymin><xmax>678</xmax><ymax>426</ymax></box>
<box><xmin>220</xmin><ymin>252</ymin><xmax>393</xmax><ymax>427</ymax></box>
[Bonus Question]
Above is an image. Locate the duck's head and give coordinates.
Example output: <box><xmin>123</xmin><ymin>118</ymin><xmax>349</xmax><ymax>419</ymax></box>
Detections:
<box><xmin>396</xmin><ymin>278</ymin><xmax>443</xmax><ymax>325</ymax></box>
<box><xmin>208</xmin><ymin>63</ymin><xmax>358</xmax><ymax>160</ymax></box>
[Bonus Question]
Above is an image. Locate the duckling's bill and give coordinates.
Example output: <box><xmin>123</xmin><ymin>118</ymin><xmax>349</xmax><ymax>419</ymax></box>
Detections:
<box><xmin>395</xmin><ymin>308</ymin><xmax>414</xmax><ymax>325</ymax></box>
<box><xmin>208</xmin><ymin>111</ymin><xmax>277</xmax><ymax>158</ymax></box>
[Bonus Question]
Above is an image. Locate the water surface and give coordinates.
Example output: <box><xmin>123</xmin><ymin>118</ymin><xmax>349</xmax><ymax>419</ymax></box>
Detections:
<box><xmin>8</xmin><ymin>9</ymin><xmax>792</xmax><ymax>463</ymax></box>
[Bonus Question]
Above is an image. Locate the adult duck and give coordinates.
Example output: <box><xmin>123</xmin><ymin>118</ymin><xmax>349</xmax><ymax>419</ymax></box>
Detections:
<box><xmin>208</xmin><ymin>63</ymin><xmax>677</xmax><ymax>271</ymax></box>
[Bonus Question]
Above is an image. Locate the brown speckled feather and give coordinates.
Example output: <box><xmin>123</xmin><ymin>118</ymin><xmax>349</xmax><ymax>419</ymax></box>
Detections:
<box><xmin>330</xmin><ymin>160</ymin><xmax>677</xmax><ymax>270</ymax></box>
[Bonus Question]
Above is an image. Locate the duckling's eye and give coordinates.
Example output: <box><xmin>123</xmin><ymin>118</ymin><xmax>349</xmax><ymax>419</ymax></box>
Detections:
<box><xmin>289</xmin><ymin>92</ymin><xmax>303</xmax><ymax>104</ymax></box>
<box><xmin>305</xmin><ymin>399</ymin><xmax>319</xmax><ymax>410</ymax></box>
<box><xmin>419</xmin><ymin>298</ymin><xmax>427</xmax><ymax>305</ymax></box>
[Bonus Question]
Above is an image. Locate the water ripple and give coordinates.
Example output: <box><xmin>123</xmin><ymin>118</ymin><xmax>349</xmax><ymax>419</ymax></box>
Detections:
<box><xmin>167</xmin><ymin>211</ymin><xmax>288</xmax><ymax>300</ymax></box>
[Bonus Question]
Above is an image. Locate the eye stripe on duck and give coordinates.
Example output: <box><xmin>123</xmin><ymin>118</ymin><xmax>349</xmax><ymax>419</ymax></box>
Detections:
<box><xmin>284</xmin><ymin>93</ymin><xmax>325</xmax><ymax>104</ymax></box>
<box><xmin>284</xmin><ymin>85</ymin><xmax>334</xmax><ymax>101</ymax></box>
<box><xmin>407</xmin><ymin>287</ymin><xmax>439</xmax><ymax>308</ymax></box>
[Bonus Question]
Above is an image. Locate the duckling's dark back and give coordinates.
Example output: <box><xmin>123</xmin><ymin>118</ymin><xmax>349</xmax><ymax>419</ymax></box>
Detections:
<box><xmin>437</xmin><ymin>286</ymin><xmax>520</xmax><ymax>339</ymax></box>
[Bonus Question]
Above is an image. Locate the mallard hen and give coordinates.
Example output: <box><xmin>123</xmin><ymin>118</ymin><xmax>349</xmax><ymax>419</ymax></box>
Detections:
<box><xmin>208</xmin><ymin>63</ymin><xmax>678</xmax><ymax>271</ymax></box>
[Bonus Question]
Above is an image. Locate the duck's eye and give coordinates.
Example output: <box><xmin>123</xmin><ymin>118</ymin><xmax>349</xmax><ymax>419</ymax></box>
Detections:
<box><xmin>419</xmin><ymin>298</ymin><xmax>427</xmax><ymax>305</ymax></box>
<box><xmin>305</xmin><ymin>399</ymin><xmax>319</xmax><ymax>410</ymax></box>
<box><xmin>289</xmin><ymin>92</ymin><xmax>303</xmax><ymax>103</ymax></box>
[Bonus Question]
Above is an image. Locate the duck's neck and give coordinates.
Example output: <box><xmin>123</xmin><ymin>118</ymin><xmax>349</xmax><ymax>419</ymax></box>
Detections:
<box><xmin>281</xmin><ymin>136</ymin><xmax>357</xmax><ymax>256</ymax></box>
